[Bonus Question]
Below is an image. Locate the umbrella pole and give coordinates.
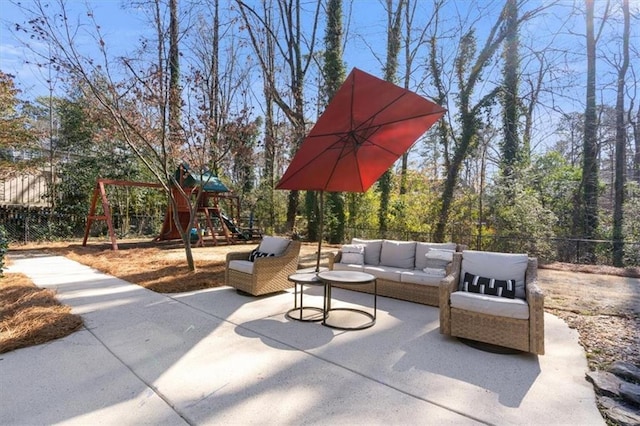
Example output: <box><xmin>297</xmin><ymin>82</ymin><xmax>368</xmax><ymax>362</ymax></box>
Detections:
<box><xmin>316</xmin><ymin>190</ymin><xmax>324</xmax><ymax>273</ymax></box>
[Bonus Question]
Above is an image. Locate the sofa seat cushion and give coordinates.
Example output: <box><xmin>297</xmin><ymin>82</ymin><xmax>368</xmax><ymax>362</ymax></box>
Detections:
<box><xmin>450</xmin><ymin>291</ymin><xmax>529</xmax><ymax>320</ymax></box>
<box><xmin>333</xmin><ymin>262</ymin><xmax>365</xmax><ymax>272</ymax></box>
<box><xmin>352</xmin><ymin>238</ymin><xmax>383</xmax><ymax>265</ymax></box>
<box><xmin>400</xmin><ymin>270</ymin><xmax>445</xmax><ymax>286</ymax></box>
<box><xmin>380</xmin><ymin>240</ymin><xmax>417</xmax><ymax>269</ymax></box>
<box><xmin>415</xmin><ymin>242</ymin><xmax>457</xmax><ymax>269</ymax></box>
<box><xmin>460</xmin><ymin>250</ymin><xmax>529</xmax><ymax>299</ymax></box>
<box><xmin>228</xmin><ymin>259</ymin><xmax>254</xmax><ymax>274</ymax></box>
<box><xmin>363</xmin><ymin>265</ymin><xmax>410</xmax><ymax>282</ymax></box>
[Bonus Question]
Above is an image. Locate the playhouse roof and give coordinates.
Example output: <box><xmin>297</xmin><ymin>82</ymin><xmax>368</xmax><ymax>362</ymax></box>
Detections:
<box><xmin>177</xmin><ymin>165</ymin><xmax>229</xmax><ymax>192</ymax></box>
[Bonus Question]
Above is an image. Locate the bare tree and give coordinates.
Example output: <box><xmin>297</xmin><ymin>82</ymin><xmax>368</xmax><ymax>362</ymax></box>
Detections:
<box><xmin>15</xmin><ymin>0</ymin><xmax>235</xmax><ymax>271</ymax></box>
<box><xmin>236</xmin><ymin>0</ymin><xmax>321</xmax><ymax>233</ymax></box>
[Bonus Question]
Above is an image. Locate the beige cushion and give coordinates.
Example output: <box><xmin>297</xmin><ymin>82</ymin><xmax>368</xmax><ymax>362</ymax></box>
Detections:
<box><xmin>450</xmin><ymin>291</ymin><xmax>529</xmax><ymax>319</ymax></box>
<box><xmin>415</xmin><ymin>242</ymin><xmax>457</xmax><ymax>269</ymax></box>
<box><xmin>228</xmin><ymin>259</ymin><xmax>254</xmax><ymax>274</ymax></box>
<box><xmin>363</xmin><ymin>265</ymin><xmax>406</xmax><ymax>282</ymax></box>
<box><xmin>352</xmin><ymin>238</ymin><xmax>383</xmax><ymax>265</ymax></box>
<box><xmin>400</xmin><ymin>271</ymin><xmax>445</xmax><ymax>286</ymax></box>
<box><xmin>460</xmin><ymin>250</ymin><xmax>529</xmax><ymax>299</ymax></box>
<box><xmin>380</xmin><ymin>240</ymin><xmax>416</xmax><ymax>268</ymax></box>
<box><xmin>340</xmin><ymin>244</ymin><xmax>365</xmax><ymax>265</ymax></box>
<box><xmin>258</xmin><ymin>236</ymin><xmax>290</xmax><ymax>256</ymax></box>
<box><xmin>333</xmin><ymin>263</ymin><xmax>364</xmax><ymax>272</ymax></box>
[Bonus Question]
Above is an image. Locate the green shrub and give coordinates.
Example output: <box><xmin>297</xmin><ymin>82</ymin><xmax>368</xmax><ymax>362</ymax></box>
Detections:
<box><xmin>0</xmin><ymin>225</ymin><xmax>8</xmax><ymax>277</ymax></box>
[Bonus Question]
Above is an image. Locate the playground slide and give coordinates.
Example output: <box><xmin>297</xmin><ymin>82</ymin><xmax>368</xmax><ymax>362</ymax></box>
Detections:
<box><xmin>220</xmin><ymin>213</ymin><xmax>249</xmax><ymax>240</ymax></box>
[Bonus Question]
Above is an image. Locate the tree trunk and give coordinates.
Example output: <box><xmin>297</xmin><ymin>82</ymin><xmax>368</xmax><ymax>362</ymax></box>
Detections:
<box><xmin>580</xmin><ymin>0</ymin><xmax>600</xmax><ymax>261</ymax></box>
<box><xmin>613</xmin><ymin>0</ymin><xmax>629</xmax><ymax>266</ymax></box>
<box><xmin>379</xmin><ymin>0</ymin><xmax>404</xmax><ymax>234</ymax></box>
<box><xmin>501</xmin><ymin>0</ymin><xmax>519</xmax><ymax>184</ymax></box>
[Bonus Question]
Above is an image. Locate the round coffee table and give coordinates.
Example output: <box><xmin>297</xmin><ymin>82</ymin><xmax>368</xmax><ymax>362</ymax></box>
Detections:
<box><xmin>317</xmin><ymin>270</ymin><xmax>377</xmax><ymax>330</ymax></box>
<box><xmin>286</xmin><ymin>272</ymin><xmax>325</xmax><ymax>322</ymax></box>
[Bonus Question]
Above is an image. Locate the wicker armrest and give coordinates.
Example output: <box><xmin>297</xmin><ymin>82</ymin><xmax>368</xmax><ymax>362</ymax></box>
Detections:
<box><xmin>439</xmin><ymin>252</ymin><xmax>462</xmax><ymax>335</ymax></box>
<box><xmin>326</xmin><ymin>251</ymin><xmax>336</xmax><ymax>269</ymax></box>
<box><xmin>334</xmin><ymin>251</ymin><xmax>343</xmax><ymax>264</ymax></box>
<box><xmin>526</xmin><ymin>279</ymin><xmax>545</xmax><ymax>355</ymax></box>
<box><xmin>226</xmin><ymin>250</ymin><xmax>254</xmax><ymax>263</ymax></box>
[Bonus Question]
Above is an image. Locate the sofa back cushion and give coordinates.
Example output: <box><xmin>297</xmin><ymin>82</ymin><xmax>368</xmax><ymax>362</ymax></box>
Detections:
<box><xmin>379</xmin><ymin>240</ymin><xmax>416</xmax><ymax>269</ymax></box>
<box><xmin>460</xmin><ymin>250</ymin><xmax>529</xmax><ymax>300</ymax></box>
<box><xmin>352</xmin><ymin>238</ymin><xmax>383</xmax><ymax>265</ymax></box>
<box><xmin>415</xmin><ymin>242</ymin><xmax>457</xmax><ymax>270</ymax></box>
<box><xmin>257</xmin><ymin>236</ymin><xmax>290</xmax><ymax>256</ymax></box>
<box><xmin>340</xmin><ymin>244</ymin><xmax>365</xmax><ymax>265</ymax></box>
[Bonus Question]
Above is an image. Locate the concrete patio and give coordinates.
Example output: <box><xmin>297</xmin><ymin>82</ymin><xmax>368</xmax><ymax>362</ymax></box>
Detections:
<box><xmin>2</xmin><ymin>253</ymin><xmax>604</xmax><ymax>425</ymax></box>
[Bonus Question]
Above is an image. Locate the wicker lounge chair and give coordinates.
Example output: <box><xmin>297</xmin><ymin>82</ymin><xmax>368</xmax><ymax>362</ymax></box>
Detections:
<box><xmin>439</xmin><ymin>251</ymin><xmax>545</xmax><ymax>355</ymax></box>
<box><xmin>225</xmin><ymin>237</ymin><xmax>301</xmax><ymax>296</ymax></box>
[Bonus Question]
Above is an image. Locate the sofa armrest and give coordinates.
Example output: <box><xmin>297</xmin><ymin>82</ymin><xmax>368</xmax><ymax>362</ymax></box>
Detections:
<box><xmin>439</xmin><ymin>252</ymin><xmax>462</xmax><ymax>335</ymax></box>
<box><xmin>334</xmin><ymin>251</ymin><xmax>342</xmax><ymax>264</ymax></box>
<box><xmin>526</xmin><ymin>258</ymin><xmax>545</xmax><ymax>355</ymax></box>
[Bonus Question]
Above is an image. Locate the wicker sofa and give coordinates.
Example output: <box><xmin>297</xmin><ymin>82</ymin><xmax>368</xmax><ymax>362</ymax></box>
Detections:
<box><xmin>332</xmin><ymin>238</ymin><xmax>463</xmax><ymax>306</ymax></box>
<box><xmin>225</xmin><ymin>237</ymin><xmax>302</xmax><ymax>296</ymax></box>
<box><xmin>439</xmin><ymin>250</ymin><xmax>545</xmax><ymax>355</ymax></box>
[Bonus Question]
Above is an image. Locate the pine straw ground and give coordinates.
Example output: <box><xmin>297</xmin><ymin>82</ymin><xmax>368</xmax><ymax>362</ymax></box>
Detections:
<box><xmin>0</xmin><ymin>273</ymin><xmax>83</xmax><ymax>353</ymax></box>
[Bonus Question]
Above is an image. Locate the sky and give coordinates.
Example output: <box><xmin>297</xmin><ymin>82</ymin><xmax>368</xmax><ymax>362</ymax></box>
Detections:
<box><xmin>1</xmin><ymin>0</ymin><xmax>638</xmax><ymax>158</ymax></box>
<box><xmin>1</xmin><ymin>0</ymin><xmax>538</xmax><ymax>99</ymax></box>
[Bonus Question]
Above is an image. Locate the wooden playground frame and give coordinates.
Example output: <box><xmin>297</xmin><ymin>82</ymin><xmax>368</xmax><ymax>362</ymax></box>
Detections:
<box><xmin>82</xmin><ymin>178</ymin><xmax>244</xmax><ymax>250</ymax></box>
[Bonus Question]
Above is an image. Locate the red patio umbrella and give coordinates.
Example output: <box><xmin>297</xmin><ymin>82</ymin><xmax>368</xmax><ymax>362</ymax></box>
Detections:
<box><xmin>277</xmin><ymin>67</ymin><xmax>446</xmax><ymax>270</ymax></box>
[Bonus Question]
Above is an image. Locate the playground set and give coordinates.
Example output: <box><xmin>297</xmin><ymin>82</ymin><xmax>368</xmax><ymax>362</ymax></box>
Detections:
<box><xmin>82</xmin><ymin>165</ymin><xmax>259</xmax><ymax>250</ymax></box>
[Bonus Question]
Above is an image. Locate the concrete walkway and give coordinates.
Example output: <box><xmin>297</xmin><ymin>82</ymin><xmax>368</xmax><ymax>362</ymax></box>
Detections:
<box><xmin>2</xmin><ymin>253</ymin><xmax>604</xmax><ymax>425</ymax></box>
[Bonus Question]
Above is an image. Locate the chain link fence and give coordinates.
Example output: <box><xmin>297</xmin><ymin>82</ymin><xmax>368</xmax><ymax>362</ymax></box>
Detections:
<box><xmin>1</xmin><ymin>205</ymin><xmax>164</xmax><ymax>243</ymax></box>
<box><xmin>2</xmin><ymin>206</ymin><xmax>639</xmax><ymax>266</ymax></box>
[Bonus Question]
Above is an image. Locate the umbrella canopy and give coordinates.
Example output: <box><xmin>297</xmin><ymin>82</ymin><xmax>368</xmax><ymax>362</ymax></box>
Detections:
<box><xmin>277</xmin><ymin>67</ymin><xmax>446</xmax><ymax>193</ymax></box>
<box><xmin>276</xmin><ymin>67</ymin><xmax>445</xmax><ymax>271</ymax></box>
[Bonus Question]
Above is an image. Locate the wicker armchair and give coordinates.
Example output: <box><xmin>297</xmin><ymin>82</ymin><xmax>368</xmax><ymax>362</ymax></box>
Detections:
<box><xmin>225</xmin><ymin>239</ymin><xmax>301</xmax><ymax>296</ymax></box>
<box><xmin>439</xmin><ymin>251</ymin><xmax>545</xmax><ymax>355</ymax></box>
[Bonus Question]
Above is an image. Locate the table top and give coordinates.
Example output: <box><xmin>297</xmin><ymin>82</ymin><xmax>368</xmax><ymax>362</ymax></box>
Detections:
<box><xmin>318</xmin><ymin>270</ymin><xmax>376</xmax><ymax>284</ymax></box>
<box><xmin>288</xmin><ymin>272</ymin><xmax>323</xmax><ymax>284</ymax></box>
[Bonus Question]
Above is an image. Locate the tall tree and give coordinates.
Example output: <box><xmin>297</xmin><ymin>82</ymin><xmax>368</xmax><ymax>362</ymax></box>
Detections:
<box><xmin>613</xmin><ymin>0</ymin><xmax>630</xmax><ymax>266</ymax></box>
<box><xmin>399</xmin><ymin>0</ymin><xmax>436</xmax><ymax>195</ymax></box>
<box><xmin>500</xmin><ymin>0</ymin><xmax>520</xmax><ymax>183</ymax></box>
<box><xmin>378</xmin><ymin>0</ymin><xmax>404</xmax><ymax>234</ymax></box>
<box><xmin>323</xmin><ymin>0</ymin><xmax>346</xmax><ymax>245</ymax></box>
<box><xmin>432</xmin><ymin>3</ymin><xmax>544</xmax><ymax>242</ymax></box>
<box><xmin>579</xmin><ymin>0</ymin><xmax>607</xmax><ymax>261</ymax></box>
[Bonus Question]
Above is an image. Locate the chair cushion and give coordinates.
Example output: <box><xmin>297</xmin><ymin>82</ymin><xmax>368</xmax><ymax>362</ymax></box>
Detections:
<box><xmin>380</xmin><ymin>240</ymin><xmax>416</xmax><ymax>268</ymax></box>
<box><xmin>352</xmin><ymin>238</ymin><xmax>383</xmax><ymax>265</ymax></box>
<box><xmin>415</xmin><ymin>242</ymin><xmax>457</xmax><ymax>269</ymax></box>
<box><xmin>400</xmin><ymin>270</ymin><xmax>445</xmax><ymax>286</ymax></box>
<box><xmin>340</xmin><ymin>244</ymin><xmax>365</xmax><ymax>265</ymax></box>
<box><xmin>461</xmin><ymin>272</ymin><xmax>516</xmax><ymax>299</ymax></box>
<box><xmin>228</xmin><ymin>259</ymin><xmax>254</xmax><ymax>274</ymax></box>
<box><xmin>460</xmin><ymin>250</ymin><xmax>529</xmax><ymax>299</ymax></box>
<box><xmin>249</xmin><ymin>249</ymin><xmax>275</xmax><ymax>262</ymax></box>
<box><xmin>257</xmin><ymin>236</ymin><xmax>290</xmax><ymax>256</ymax></box>
<box><xmin>450</xmin><ymin>291</ymin><xmax>529</xmax><ymax>319</ymax></box>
